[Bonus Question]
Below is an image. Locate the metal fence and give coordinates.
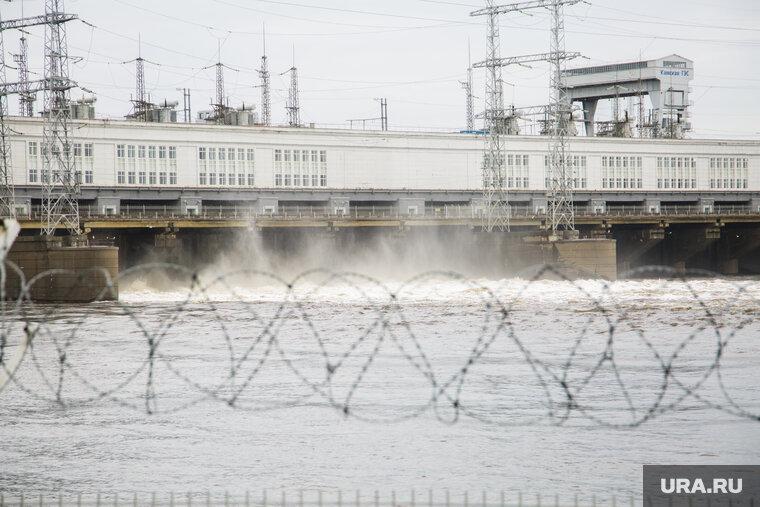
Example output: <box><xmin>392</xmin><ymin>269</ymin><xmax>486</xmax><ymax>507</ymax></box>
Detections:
<box><xmin>0</xmin><ymin>490</ymin><xmax>636</xmax><ymax>507</ymax></box>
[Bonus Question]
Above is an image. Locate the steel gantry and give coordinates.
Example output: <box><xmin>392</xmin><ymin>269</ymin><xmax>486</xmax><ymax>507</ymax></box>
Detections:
<box><xmin>471</xmin><ymin>0</ymin><xmax>580</xmax><ymax>234</ymax></box>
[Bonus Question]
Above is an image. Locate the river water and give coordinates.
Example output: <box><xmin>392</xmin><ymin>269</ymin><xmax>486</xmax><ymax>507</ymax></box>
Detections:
<box><xmin>0</xmin><ymin>266</ymin><xmax>758</xmax><ymax>501</ymax></box>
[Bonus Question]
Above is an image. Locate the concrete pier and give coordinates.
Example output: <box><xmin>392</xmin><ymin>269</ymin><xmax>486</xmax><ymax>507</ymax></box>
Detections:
<box><xmin>5</xmin><ymin>236</ymin><xmax>119</xmax><ymax>302</ymax></box>
<box><xmin>550</xmin><ymin>238</ymin><xmax>618</xmax><ymax>280</ymax></box>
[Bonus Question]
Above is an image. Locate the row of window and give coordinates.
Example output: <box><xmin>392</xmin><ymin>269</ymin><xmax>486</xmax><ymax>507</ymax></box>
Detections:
<box><xmin>274</xmin><ymin>149</ymin><xmax>327</xmax><ymax>187</ymax></box>
<box><xmin>656</xmin><ymin>157</ymin><xmax>696</xmax><ymax>189</ymax></box>
<box><xmin>22</xmin><ymin>142</ymin><xmax>754</xmax><ymax>191</ymax></box>
<box><xmin>603</xmin><ymin>156</ymin><xmax>643</xmax><ymax>189</ymax></box>
<box><xmin>117</xmin><ymin>144</ymin><xmax>178</xmax><ymax>185</ymax></box>
<box><xmin>28</xmin><ymin>142</ymin><xmax>95</xmax><ymax>184</ymax></box>
<box><xmin>198</xmin><ymin>147</ymin><xmax>255</xmax><ymax>186</ymax></box>
<box><xmin>709</xmin><ymin>157</ymin><xmax>748</xmax><ymax>190</ymax></box>
<box><xmin>544</xmin><ymin>155</ymin><xmax>588</xmax><ymax>189</ymax></box>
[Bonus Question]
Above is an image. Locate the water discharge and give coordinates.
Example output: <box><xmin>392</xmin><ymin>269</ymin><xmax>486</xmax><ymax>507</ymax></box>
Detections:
<box><xmin>1</xmin><ymin>236</ymin><xmax>759</xmax><ymax>498</ymax></box>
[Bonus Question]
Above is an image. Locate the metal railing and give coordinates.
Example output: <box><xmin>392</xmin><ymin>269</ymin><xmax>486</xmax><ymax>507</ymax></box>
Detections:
<box><xmin>12</xmin><ymin>203</ymin><xmax>760</xmax><ymax>221</ymax></box>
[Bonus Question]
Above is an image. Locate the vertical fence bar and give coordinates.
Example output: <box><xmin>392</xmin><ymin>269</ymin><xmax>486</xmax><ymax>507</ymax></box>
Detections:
<box><xmin>319</xmin><ymin>491</ymin><xmax>323</xmax><ymax>507</ymax></box>
<box><xmin>171</xmin><ymin>492</ymin><xmax>175</xmax><ymax>507</ymax></box>
<box><xmin>464</xmin><ymin>491</ymin><xmax>468</xmax><ymax>507</ymax></box>
<box><xmin>60</xmin><ymin>493</ymin><xmax>63</xmax><ymax>507</ymax></box>
<box><xmin>392</xmin><ymin>491</ymin><xmax>396</xmax><ymax>507</ymax></box>
<box><xmin>429</xmin><ymin>490</ymin><xmax>433</xmax><ymax>507</ymax></box>
<box><xmin>39</xmin><ymin>493</ymin><xmax>43</xmax><ymax>507</ymax></box>
<box><xmin>374</xmin><ymin>490</ymin><xmax>379</xmax><ymax>507</ymax></box>
<box><xmin>338</xmin><ymin>491</ymin><xmax>342</xmax><ymax>507</ymax></box>
<box><xmin>537</xmin><ymin>493</ymin><xmax>540</xmax><ymax>507</ymax></box>
<box><xmin>115</xmin><ymin>493</ymin><xmax>119</xmax><ymax>507</ymax></box>
<box><xmin>20</xmin><ymin>493</ymin><xmax>24</xmax><ymax>507</ymax></box>
<box><xmin>264</xmin><ymin>490</ymin><xmax>268</xmax><ymax>507</ymax></box>
<box><xmin>356</xmin><ymin>490</ymin><xmax>360</xmax><ymax>507</ymax></box>
<box><xmin>189</xmin><ymin>492</ymin><xmax>193</xmax><ymax>507</ymax></box>
<box><xmin>207</xmin><ymin>491</ymin><xmax>211</xmax><ymax>507</ymax></box>
<box><xmin>412</xmin><ymin>489</ymin><xmax>415</xmax><ymax>507</ymax></box>
<box><xmin>152</xmin><ymin>493</ymin><xmax>156</xmax><ymax>507</ymax></box>
<box><xmin>282</xmin><ymin>490</ymin><xmax>286</xmax><ymax>507</ymax></box>
<box><xmin>299</xmin><ymin>490</ymin><xmax>304</xmax><ymax>507</ymax></box>
<box><xmin>500</xmin><ymin>491</ymin><xmax>505</xmax><ymax>507</ymax></box>
<box><xmin>592</xmin><ymin>494</ymin><xmax>596</xmax><ymax>507</ymax></box>
<box><xmin>446</xmin><ymin>490</ymin><xmax>450</xmax><ymax>507</ymax></box>
<box><xmin>518</xmin><ymin>491</ymin><xmax>522</xmax><ymax>507</ymax></box>
<box><xmin>574</xmin><ymin>493</ymin><xmax>578</xmax><ymax>507</ymax></box>
<box><xmin>482</xmin><ymin>491</ymin><xmax>486</xmax><ymax>507</ymax></box>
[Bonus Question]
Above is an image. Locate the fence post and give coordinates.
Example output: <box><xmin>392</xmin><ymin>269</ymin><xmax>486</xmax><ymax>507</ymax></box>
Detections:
<box><xmin>412</xmin><ymin>489</ymin><xmax>416</xmax><ymax>507</ymax></box>
<box><xmin>464</xmin><ymin>491</ymin><xmax>469</xmax><ymax>507</ymax></box>
<box><xmin>374</xmin><ymin>490</ymin><xmax>379</xmax><ymax>507</ymax></box>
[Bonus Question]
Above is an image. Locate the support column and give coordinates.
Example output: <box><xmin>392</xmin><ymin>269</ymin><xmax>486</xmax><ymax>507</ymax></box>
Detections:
<box><xmin>581</xmin><ymin>99</ymin><xmax>598</xmax><ymax>137</ymax></box>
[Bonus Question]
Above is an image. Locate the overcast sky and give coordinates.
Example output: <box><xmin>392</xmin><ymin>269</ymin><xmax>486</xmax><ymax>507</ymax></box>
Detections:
<box><xmin>3</xmin><ymin>0</ymin><xmax>759</xmax><ymax>139</ymax></box>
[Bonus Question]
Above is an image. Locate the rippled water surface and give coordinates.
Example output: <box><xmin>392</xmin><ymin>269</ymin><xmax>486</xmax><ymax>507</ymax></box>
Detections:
<box><xmin>1</xmin><ymin>271</ymin><xmax>759</xmax><ymax>498</ymax></box>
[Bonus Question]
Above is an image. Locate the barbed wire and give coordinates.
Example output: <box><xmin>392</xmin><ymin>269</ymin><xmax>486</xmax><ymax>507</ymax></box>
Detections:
<box><xmin>0</xmin><ymin>260</ymin><xmax>758</xmax><ymax>427</ymax></box>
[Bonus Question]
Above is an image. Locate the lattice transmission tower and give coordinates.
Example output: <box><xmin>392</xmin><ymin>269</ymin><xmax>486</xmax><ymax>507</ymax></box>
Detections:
<box><xmin>546</xmin><ymin>0</ymin><xmax>579</xmax><ymax>233</ymax></box>
<box><xmin>0</xmin><ymin>3</ymin><xmax>80</xmax><ymax>227</ymax></box>
<box><xmin>41</xmin><ymin>0</ymin><xmax>80</xmax><ymax>235</ymax></box>
<box><xmin>471</xmin><ymin>0</ymin><xmax>510</xmax><ymax>232</ymax></box>
<box><xmin>0</xmin><ymin>14</ymin><xmax>14</xmax><ymax>217</ymax></box>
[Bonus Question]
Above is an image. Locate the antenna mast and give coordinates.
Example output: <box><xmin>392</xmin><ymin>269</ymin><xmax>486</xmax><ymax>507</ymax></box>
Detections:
<box><xmin>258</xmin><ymin>25</ymin><xmax>271</xmax><ymax>126</ymax></box>
<box><xmin>135</xmin><ymin>39</ymin><xmax>147</xmax><ymax>121</ymax></box>
<box><xmin>284</xmin><ymin>49</ymin><xmax>300</xmax><ymax>127</ymax></box>
<box><xmin>214</xmin><ymin>42</ymin><xmax>225</xmax><ymax>124</ymax></box>
<box><xmin>460</xmin><ymin>41</ymin><xmax>474</xmax><ymax>131</ymax></box>
<box><xmin>14</xmin><ymin>31</ymin><xmax>34</xmax><ymax>117</ymax></box>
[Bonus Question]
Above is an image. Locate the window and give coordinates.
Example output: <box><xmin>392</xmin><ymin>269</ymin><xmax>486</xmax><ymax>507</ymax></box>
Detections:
<box><xmin>319</xmin><ymin>150</ymin><xmax>327</xmax><ymax>187</ymax></box>
<box><xmin>311</xmin><ymin>150</ymin><xmax>318</xmax><ymax>186</ymax></box>
<box><xmin>275</xmin><ymin>149</ymin><xmax>283</xmax><ymax>186</ymax></box>
<box><xmin>117</xmin><ymin>144</ymin><xmax>126</xmax><ymax>184</ymax></box>
<box><xmin>127</xmin><ymin>145</ymin><xmax>136</xmax><ymax>184</ymax></box>
<box><xmin>169</xmin><ymin>146</ymin><xmax>177</xmax><ymax>185</ymax></box>
<box><xmin>28</xmin><ymin>141</ymin><xmax>39</xmax><ymax>183</ymax></box>
<box><xmin>284</xmin><ymin>150</ymin><xmax>292</xmax><ymax>186</ymax></box>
